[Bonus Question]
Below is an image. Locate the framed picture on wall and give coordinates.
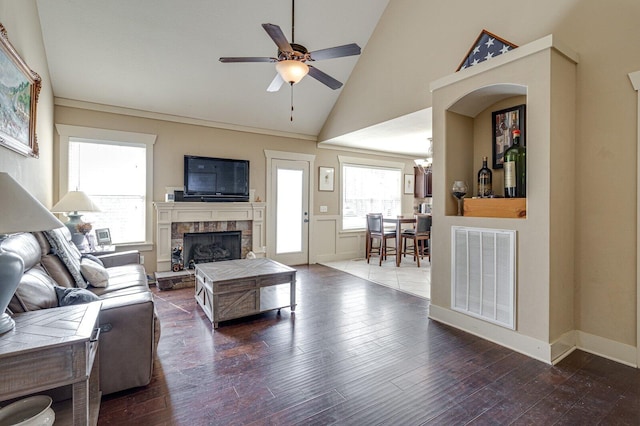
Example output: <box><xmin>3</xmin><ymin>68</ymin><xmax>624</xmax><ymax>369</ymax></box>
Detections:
<box><xmin>404</xmin><ymin>174</ymin><xmax>414</xmax><ymax>194</ymax></box>
<box><xmin>319</xmin><ymin>167</ymin><xmax>334</xmax><ymax>191</ymax></box>
<box><xmin>492</xmin><ymin>104</ymin><xmax>525</xmax><ymax>169</ymax></box>
<box><xmin>0</xmin><ymin>23</ymin><xmax>41</xmax><ymax>157</ymax></box>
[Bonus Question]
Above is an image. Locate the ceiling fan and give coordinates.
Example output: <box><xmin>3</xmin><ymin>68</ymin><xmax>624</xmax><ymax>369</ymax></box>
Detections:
<box><xmin>219</xmin><ymin>0</ymin><xmax>361</xmax><ymax>92</ymax></box>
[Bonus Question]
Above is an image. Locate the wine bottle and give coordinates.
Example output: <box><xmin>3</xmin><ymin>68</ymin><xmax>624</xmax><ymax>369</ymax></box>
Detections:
<box><xmin>477</xmin><ymin>156</ymin><xmax>492</xmax><ymax>197</ymax></box>
<box><xmin>503</xmin><ymin>129</ymin><xmax>526</xmax><ymax>198</ymax></box>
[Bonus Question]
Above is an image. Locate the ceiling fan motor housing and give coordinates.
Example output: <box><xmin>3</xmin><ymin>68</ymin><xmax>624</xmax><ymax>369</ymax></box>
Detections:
<box><xmin>279</xmin><ymin>43</ymin><xmax>310</xmax><ymax>62</ymax></box>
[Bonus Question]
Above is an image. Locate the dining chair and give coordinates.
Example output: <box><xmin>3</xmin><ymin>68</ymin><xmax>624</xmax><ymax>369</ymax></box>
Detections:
<box><xmin>401</xmin><ymin>214</ymin><xmax>431</xmax><ymax>267</ymax></box>
<box><xmin>366</xmin><ymin>213</ymin><xmax>397</xmax><ymax>266</ymax></box>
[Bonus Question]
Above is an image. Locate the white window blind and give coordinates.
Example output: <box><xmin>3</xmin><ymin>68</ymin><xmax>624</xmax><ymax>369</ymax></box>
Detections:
<box><xmin>68</xmin><ymin>138</ymin><xmax>147</xmax><ymax>245</ymax></box>
<box><xmin>341</xmin><ymin>164</ymin><xmax>401</xmax><ymax>230</ymax></box>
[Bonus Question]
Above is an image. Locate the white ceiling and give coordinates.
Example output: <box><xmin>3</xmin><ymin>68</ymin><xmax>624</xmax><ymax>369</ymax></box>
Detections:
<box><xmin>36</xmin><ymin>0</ymin><xmax>430</xmax><ymax>157</ymax></box>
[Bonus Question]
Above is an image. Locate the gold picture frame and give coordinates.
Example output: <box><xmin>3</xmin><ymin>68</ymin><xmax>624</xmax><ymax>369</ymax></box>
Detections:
<box><xmin>0</xmin><ymin>23</ymin><xmax>41</xmax><ymax>157</ymax></box>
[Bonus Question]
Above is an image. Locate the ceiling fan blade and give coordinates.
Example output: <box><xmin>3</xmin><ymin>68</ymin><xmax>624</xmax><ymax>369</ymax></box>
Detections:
<box><xmin>310</xmin><ymin>43</ymin><xmax>361</xmax><ymax>61</ymax></box>
<box><xmin>219</xmin><ymin>57</ymin><xmax>277</xmax><ymax>63</ymax></box>
<box><xmin>308</xmin><ymin>66</ymin><xmax>343</xmax><ymax>90</ymax></box>
<box><xmin>267</xmin><ymin>74</ymin><xmax>285</xmax><ymax>92</ymax></box>
<box><xmin>262</xmin><ymin>23</ymin><xmax>293</xmax><ymax>53</ymax></box>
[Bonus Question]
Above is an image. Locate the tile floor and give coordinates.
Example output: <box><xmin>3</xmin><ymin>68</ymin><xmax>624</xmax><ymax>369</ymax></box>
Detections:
<box><xmin>322</xmin><ymin>255</ymin><xmax>431</xmax><ymax>299</ymax></box>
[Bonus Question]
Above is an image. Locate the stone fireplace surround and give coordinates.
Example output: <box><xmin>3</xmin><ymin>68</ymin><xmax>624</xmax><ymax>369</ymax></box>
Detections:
<box><xmin>154</xmin><ymin>201</ymin><xmax>266</xmax><ymax>272</ymax></box>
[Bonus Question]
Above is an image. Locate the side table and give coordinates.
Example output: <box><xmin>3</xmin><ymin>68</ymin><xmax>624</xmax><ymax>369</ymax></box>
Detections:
<box><xmin>0</xmin><ymin>302</ymin><xmax>102</xmax><ymax>425</ymax></box>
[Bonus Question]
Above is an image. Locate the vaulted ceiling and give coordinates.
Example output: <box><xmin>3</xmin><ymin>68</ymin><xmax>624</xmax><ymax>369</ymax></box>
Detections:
<box><xmin>36</xmin><ymin>0</ymin><xmax>430</xmax><ymax>157</ymax></box>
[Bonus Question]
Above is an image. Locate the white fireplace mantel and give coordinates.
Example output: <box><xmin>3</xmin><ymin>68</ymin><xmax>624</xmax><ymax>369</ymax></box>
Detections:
<box><xmin>153</xmin><ymin>201</ymin><xmax>266</xmax><ymax>272</ymax></box>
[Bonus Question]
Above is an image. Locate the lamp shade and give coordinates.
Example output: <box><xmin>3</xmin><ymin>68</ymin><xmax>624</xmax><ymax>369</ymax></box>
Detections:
<box><xmin>275</xmin><ymin>60</ymin><xmax>309</xmax><ymax>84</ymax></box>
<box><xmin>0</xmin><ymin>172</ymin><xmax>64</xmax><ymax>234</ymax></box>
<box><xmin>0</xmin><ymin>172</ymin><xmax>64</xmax><ymax>334</ymax></box>
<box><xmin>50</xmin><ymin>190</ymin><xmax>101</xmax><ymax>214</ymax></box>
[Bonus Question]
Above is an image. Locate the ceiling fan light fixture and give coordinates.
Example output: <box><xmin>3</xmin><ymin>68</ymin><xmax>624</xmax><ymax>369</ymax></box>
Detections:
<box><xmin>276</xmin><ymin>60</ymin><xmax>309</xmax><ymax>84</ymax></box>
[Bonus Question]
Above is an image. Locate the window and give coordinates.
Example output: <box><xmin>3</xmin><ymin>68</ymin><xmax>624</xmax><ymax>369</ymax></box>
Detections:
<box><xmin>56</xmin><ymin>125</ymin><xmax>156</xmax><ymax>248</ymax></box>
<box><xmin>340</xmin><ymin>156</ymin><xmax>403</xmax><ymax>230</ymax></box>
<box><xmin>68</xmin><ymin>139</ymin><xmax>146</xmax><ymax>244</ymax></box>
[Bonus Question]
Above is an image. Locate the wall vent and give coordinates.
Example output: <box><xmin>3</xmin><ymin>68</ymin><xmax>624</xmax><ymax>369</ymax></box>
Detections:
<box><xmin>451</xmin><ymin>226</ymin><xmax>516</xmax><ymax>329</ymax></box>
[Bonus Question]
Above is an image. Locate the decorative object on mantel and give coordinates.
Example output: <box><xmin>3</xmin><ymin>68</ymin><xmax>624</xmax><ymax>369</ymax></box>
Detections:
<box><xmin>0</xmin><ymin>173</ymin><xmax>64</xmax><ymax>334</ymax></box>
<box><xmin>457</xmin><ymin>29</ymin><xmax>517</xmax><ymax>71</ymax></box>
<box><xmin>0</xmin><ymin>23</ymin><xmax>42</xmax><ymax>157</ymax></box>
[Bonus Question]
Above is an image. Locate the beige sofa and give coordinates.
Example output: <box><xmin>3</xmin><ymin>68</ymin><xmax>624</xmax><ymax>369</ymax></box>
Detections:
<box><xmin>2</xmin><ymin>228</ymin><xmax>160</xmax><ymax>395</ymax></box>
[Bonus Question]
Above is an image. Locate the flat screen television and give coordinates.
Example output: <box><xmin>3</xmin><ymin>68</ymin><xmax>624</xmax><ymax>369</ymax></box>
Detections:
<box><xmin>183</xmin><ymin>155</ymin><xmax>249</xmax><ymax>202</ymax></box>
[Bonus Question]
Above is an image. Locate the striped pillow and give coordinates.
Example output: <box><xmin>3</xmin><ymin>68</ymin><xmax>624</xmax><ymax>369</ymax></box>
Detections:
<box><xmin>43</xmin><ymin>229</ymin><xmax>88</xmax><ymax>288</ymax></box>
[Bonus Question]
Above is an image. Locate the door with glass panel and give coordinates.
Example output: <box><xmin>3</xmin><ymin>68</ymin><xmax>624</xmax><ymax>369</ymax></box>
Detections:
<box><xmin>271</xmin><ymin>159</ymin><xmax>309</xmax><ymax>265</ymax></box>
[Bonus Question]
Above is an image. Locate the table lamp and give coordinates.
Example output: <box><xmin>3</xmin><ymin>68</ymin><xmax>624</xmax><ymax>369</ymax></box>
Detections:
<box><xmin>0</xmin><ymin>172</ymin><xmax>64</xmax><ymax>334</ymax></box>
<box><xmin>50</xmin><ymin>190</ymin><xmax>101</xmax><ymax>236</ymax></box>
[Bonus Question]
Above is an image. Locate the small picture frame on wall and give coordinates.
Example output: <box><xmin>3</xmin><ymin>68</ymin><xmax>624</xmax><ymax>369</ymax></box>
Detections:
<box><xmin>404</xmin><ymin>174</ymin><xmax>414</xmax><ymax>194</ymax></box>
<box><xmin>95</xmin><ymin>228</ymin><xmax>112</xmax><ymax>246</ymax></box>
<box><xmin>492</xmin><ymin>104</ymin><xmax>525</xmax><ymax>169</ymax></box>
<box><xmin>319</xmin><ymin>167</ymin><xmax>334</xmax><ymax>191</ymax></box>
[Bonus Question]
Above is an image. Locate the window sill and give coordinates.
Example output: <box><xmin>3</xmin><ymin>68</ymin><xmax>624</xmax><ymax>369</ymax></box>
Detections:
<box><xmin>115</xmin><ymin>241</ymin><xmax>154</xmax><ymax>252</ymax></box>
<box><xmin>339</xmin><ymin>228</ymin><xmax>366</xmax><ymax>235</ymax></box>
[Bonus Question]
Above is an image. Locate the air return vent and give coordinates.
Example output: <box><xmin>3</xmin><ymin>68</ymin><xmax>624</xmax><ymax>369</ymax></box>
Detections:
<box><xmin>451</xmin><ymin>226</ymin><xmax>516</xmax><ymax>329</ymax></box>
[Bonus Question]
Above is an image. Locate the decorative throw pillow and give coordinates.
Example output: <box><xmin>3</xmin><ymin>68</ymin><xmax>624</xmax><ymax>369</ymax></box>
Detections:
<box><xmin>55</xmin><ymin>286</ymin><xmax>100</xmax><ymax>306</ymax></box>
<box><xmin>44</xmin><ymin>229</ymin><xmax>87</xmax><ymax>288</ymax></box>
<box><xmin>80</xmin><ymin>258</ymin><xmax>109</xmax><ymax>288</ymax></box>
<box><xmin>81</xmin><ymin>254</ymin><xmax>104</xmax><ymax>267</ymax></box>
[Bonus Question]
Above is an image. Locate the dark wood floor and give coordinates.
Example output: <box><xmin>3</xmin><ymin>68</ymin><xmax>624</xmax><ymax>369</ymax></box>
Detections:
<box><xmin>98</xmin><ymin>265</ymin><xmax>640</xmax><ymax>425</ymax></box>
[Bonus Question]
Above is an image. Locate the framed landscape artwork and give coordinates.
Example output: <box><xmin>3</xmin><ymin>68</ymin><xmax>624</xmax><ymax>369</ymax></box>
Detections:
<box><xmin>0</xmin><ymin>23</ymin><xmax>41</xmax><ymax>157</ymax></box>
<box><xmin>492</xmin><ymin>104</ymin><xmax>525</xmax><ymax>169</ymax></box>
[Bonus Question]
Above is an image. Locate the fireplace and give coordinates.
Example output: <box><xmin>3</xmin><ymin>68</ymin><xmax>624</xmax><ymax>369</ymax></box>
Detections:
<box><xmin>154</xmin><ymin>201</ymin><xmax>266</xmax><ymax>272</ymax></box>
<box><xmin>183</xmin><ymin>231</ymin><xmax>242</xmax><ymax>268</ymax></box>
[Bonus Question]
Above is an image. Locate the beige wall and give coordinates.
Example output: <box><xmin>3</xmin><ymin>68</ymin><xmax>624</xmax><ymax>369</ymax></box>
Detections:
<box><xmin>54</xmin><ymin>105</ymin><xmax>418</xmax><ymax>271</ymax></box>
<box><xmin>321</xmin><ymin>0</ymin><xmax>640</xmax><ymax>356</ymax></box>
<box><xmin>0</xmin><ymin>0</ymin><xmax>54</xmax><ymax>205</ymax></box>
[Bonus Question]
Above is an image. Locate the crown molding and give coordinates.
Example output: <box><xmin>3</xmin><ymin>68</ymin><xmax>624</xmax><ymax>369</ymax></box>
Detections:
<box><xmin>54</xmin><ymin>97</ymin><xmax>317</xmax><ymax>141</ymax></box>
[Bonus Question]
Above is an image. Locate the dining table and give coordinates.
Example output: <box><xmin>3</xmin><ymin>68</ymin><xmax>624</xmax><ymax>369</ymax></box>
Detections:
<box><xmin>383</xmin><ymin>216</ymin><xmax>417</xmax><ymax>266</ymax></box>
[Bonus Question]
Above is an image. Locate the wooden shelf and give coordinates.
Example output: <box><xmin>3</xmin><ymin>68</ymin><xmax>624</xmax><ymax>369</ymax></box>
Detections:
<box><xmin>463</xmin><ymin>198</ymin><xmax>526</xmax><ymax>218</ymax></box>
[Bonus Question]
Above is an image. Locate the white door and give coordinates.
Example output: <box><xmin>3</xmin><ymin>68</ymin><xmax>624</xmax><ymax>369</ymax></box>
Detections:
<box><xmin>271</xmin><ymin>159</ymin><xmax>310</xmax><ymax>265</ymax></box>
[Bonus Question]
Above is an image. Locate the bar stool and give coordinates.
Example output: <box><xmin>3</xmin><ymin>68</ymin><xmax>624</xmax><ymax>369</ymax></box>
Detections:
<box><xmin>366</xmin><ymin>213</ymin><xmax>397</xmax><ymax>266</ymax></box>
<box><xmin>401</xmin><ymin>214</ymin><xmax>431</xmax><ymax>267</ymax></box>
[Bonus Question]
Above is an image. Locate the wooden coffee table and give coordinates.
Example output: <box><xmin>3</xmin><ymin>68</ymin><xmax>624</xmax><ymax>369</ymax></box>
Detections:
<box><xmin>195</xmin><ymin>258</ymin><xmax>296</xmax><ymax>328</ymax></box>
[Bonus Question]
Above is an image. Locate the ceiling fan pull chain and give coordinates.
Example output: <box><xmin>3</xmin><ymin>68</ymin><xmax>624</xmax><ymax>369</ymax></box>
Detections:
<box><xmin>290</xmin><ymin>82</ymin><xmax>294</xmax><ymax>121</ymax></box>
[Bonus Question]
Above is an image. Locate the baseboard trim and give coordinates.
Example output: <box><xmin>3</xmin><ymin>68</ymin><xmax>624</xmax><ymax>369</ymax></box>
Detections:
<box><xmin>429</xmin><ymin>306</ymin><xmax>638</xmax><ymax>368</ymax></box>
<box><xmin>550</xmin><ymin>330</ymin><xmax>577</xmax><ymax>364</ymax></box>
<box><xmin>428</xmin><ymin>305</ymin><xmax>552</xmax><ymax>364</ymax></box>
<box><xmin>576</xmin><ymin>331</ymin><xmax>637</xmax><ymax>368</ymax></box>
